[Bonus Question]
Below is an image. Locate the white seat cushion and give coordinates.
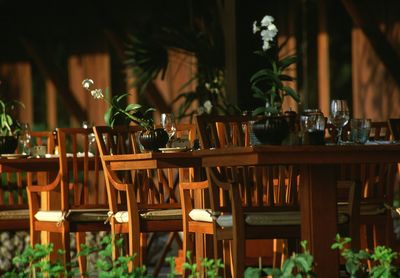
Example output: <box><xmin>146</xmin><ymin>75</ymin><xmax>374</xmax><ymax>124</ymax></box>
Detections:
<box><xmin>66</xmin><ymin>209</ymin><xmax>109</xmax><ymax>222</ymax></box>
<box><xmin>245</xmin><ymin>211</ymin><xmax>349</xmax><ymax>226</ymax></box>
<box><xmin>140</xmin><ymin>209</ymin><xmax>182</xmax><ymax>220</ymax></box>
<box><xmin>245</xmin><ymin>211</ymin><xmax>301</xmax><ymax>226</ymax></box>
<box><xmin>188</xmin><ymin>209</ymin><xmax>232</xmax><ymax>227</ymax></box>
<box><xmin>34</xmin><ymin>210</ymin><xmax>64</xmax><ymax>222</ymax></box>
<box><xmin>34</xmin><ymin>209</ymin><xmax>109</xmax><ymax>223</ymax></box>
<box><xmin>188</xmin><ymin>209</ymin><xmax>213</xmax><ymax>222</ymax></box>
<box><xmin>0</xmin><ymin>209</ymin><xmax>29</xmax><ymax>220</ymax></box>
<box><xmin>114</xmin><ymin>211</ymin><xmax>129</xmax><ymax>223</ymax></box>
<box><xmin>189</xmin><ymin>209</ymin><xmax>349</xmax><ymax>227</ymax></box>
<box><xmin>338</xmin><ymin>202</ymin><xmax>386</xmax><ymax>216</ymax></box>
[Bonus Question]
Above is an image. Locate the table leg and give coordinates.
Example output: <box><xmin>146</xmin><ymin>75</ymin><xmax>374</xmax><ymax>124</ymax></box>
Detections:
<box><xmin>38</xmin><ymin>171</ymin><xmax>62</xmax><ymax>261</ymax></box>
<box><xmin>300</xmin><ymin>164</ymin><xmax>339</xmax><ymax>277</ymax></box>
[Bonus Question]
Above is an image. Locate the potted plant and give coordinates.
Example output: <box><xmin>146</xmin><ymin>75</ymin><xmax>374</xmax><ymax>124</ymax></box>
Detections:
<box><xmin>250</xmin><ymin>14</ymin><xmax>300</xmax><ymax>145</ymax></box>
<box><xmin>82</xmin><ymin>79</ymin><xmax>169</xmax><ymax>152</ymax></box>
<box><xmin>0</xmin><ymin>99</ymin><xmax>24</xmax><ymax>154</ymax></box>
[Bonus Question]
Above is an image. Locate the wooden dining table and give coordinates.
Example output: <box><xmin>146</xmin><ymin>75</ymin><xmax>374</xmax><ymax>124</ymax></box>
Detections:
<box><xmin>193</xmin><ymin>143</ymin><xmax>400</xmax><ymax>277</ymax></box>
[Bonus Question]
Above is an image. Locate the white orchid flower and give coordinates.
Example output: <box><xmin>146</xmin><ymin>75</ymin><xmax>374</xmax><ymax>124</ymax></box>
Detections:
<box><xmin>262</xmin><ymin>40</ymin><xmax>270</xmax><ymax>51</ymax></box>
<box><xmin>197</xmin><ymin>106</ymin><xmax>205</xmax><ymax>115</ymax></box>
<box><xmin>268</xmin><ymin>23</ymin><xmax>278</xmax><ymax>34</ymax></box>
<box><xmin>253</xmin><ymin>21</ymin><xmax>260</xmax><ymax>33</ymax></box>
<box><xmin>261</xmin><ymin>27</ymin><xmax>277</xmax><ymax>42</ymax></box>
<box><xmin>82</xmin><ymin>79</ymin><xmax>94</xmax><ymax>90</ymax></box>
<box><xmin>261</xmin><ymin>15</ymin><xmax>274</xmax><ymax>27</ymax></box>
<box><xmin>90</xmin><ymin>89</ymin><xmax>104</xmax><ymax>99</ymax></box>
<box><xmin>203</xmin><ymin>100</ymin><xmax>213</xmax><ymax>114</ymax></box>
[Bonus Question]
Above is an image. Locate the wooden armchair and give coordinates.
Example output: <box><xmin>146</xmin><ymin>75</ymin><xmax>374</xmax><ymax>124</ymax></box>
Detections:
<box><xmin>0</xmin><ymin>131</ymin><xmax>55</xmax><ymax>232</ymax></box>
<box><xmin>180</xmin><ymin>114</ymin><xmax>360</xmax><ymax>277</ymax></box>
<box><xmin>388</xmin><ymin>118</ymin><xmax>400</xmax><ymax>141</ymax></box>
<box><xmin>93</xmin><ymin>124</ymin><xmax>196</xmax><ymax>275</ymax></box>
<box><xmin>27</xmin><ymin>128</ymin><xmax>109</xmax><ymax>274</ymax></box>
<box><xmin>339</xmin><ymin>120</ymin><xmax>398</xmax><ymax>249</ymax></box>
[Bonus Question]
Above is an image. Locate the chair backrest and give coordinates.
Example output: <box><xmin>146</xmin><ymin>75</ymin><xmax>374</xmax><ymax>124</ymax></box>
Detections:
<box><xmin>196</xmin><ymin>114</ymin><xmax>252</xmax><ymax>149</ymax></box>
<box><xmin>195</xmin><ymin>115</ymin><xmax>300</xmax><ymax>213</ymax></box>
<box><xmin>388</xmin><ymin>118</ymin><xmax>400</xmax><ymax>141</ymax></box>
<box><xmin>57</xmin><ymin>127</ymin><xmax>105</xmax><ymax>210</ymax></box>
<box><xmin>369</xmin><ymin>121</ymin><xmax>391</xmax><ymax>141</ymax></box>
<box><xmin>30</xmin><ymin>131</ymin><xmax>56</xmax><ymax>154</ymax></box>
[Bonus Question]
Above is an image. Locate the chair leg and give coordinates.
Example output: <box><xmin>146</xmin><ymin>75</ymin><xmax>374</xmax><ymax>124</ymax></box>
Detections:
<box><xmin>61</xmin><ymin>230</ymin><xmax>71</xmax><ymax>272</ymax></box>
<box><xmin>223</xmin><ymin>240</ymin><xmax>232</xmax><ymax>278</ymax></box>
<box><xmin>76</xmin><ymin>232</ymin><xmax>87</xmax><ymax>275</ymax></box>
<box><xmin>182</xmin><ymin>232</ymin><xmax>195</xmax><ymax>278</ymax></box>
<box><xmin>152</xmin><ymin>232</ymin><xmax>176</xmax><ymax>277</ymax></box>
<box><xmin>365</xmin><ymin>224</ymin><xmax>375</xmax><ymax>249</ymax></box>
<box><xmin>111</xmin><ymin>226</ymin><xmax>119</xmax><ymax>261</ymax></box>
<box><xmin>128</xmin><ymin>225</ymin><xmax>141</xmax><ymax>269</ymax></box>
<box><xmin>232</xmin><ymin>237</ymin><xmax>245</xmax><ymax>278</ymax></box>
<box><xmin>30</xmin><ymin>226</ymin><xmax>39</xmax><ymax>247</ymax></box>
<box><xmin>140</xmin><ymin>233</ymin><xmax>147</xmax><ymax>266</ymax></box>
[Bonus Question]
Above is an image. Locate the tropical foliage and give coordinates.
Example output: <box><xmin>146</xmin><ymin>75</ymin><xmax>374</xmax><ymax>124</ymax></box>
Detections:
<box><xmin>0</xmin><ymin>99</ymin><xmax>24</xmax><ymax>136</ymax></box>
<box><xmin>124</xmin><ymin>4</ymin><xmax>240</xmax><ymax>121</ymax></box>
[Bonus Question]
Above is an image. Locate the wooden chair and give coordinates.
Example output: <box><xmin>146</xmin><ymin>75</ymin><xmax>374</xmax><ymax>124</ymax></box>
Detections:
<box><xmin>27</xmin><ymin>128</ymin><xmax>109</xmax><ymax>274</ymax></box>
<box><xmin>0</xmin><ymin>131</ymin><xmax>55</xmax><ymax>232</ymax></box>
<box><xmin>93</xmin><ymin>124</ymin><xmax>196</xmax><ymax>276</ymax></box>
<box><xmin>369</xmin><ymin>121</ymin><xmax>391</xmax><ymax>141</ymax></box>
<box><xmin>388</xmin><ymin>118</ymin><xmax>400</xmax><ymax>141</ymax></box>
<box><xmin>338</xmin><ymin>120</ymin><xmax>398</xmax><ymax>249</ymax></box>
<box><xmin>180</xmin><ymin>114</ymin><xmax>360</xmax><ymax>277</ymax></box>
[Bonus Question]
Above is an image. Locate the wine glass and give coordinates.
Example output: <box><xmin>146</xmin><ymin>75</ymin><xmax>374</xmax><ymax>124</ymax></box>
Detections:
<box><xmin>82</xmin><ymin>121</ymin><xmax>96</xmax><ymax>152</ymax></box>
<box><xmin>19</xmin><ymin>123</ymin><xmax>31</xmax><ymax>154</ymax></box>
<box><xmin>330</xmin><ymin>99</ymin><xmax>350</xmax><ymax>144</ymax></box>
<box><xmin>160</xmin><ymin>113</ymin><xmax>176</xmax><ymax>147</ymax></box>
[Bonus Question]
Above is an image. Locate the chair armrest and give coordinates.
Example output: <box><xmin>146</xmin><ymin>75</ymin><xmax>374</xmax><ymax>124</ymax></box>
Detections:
<box><xmin>180</xmin><ymin>180</ymin><xmax>208</xmax><ymax>190</ymax></box>
<box><xmin>27</xmin><ymin>173</ymin><xmax>62</xmax><ymax>192</ymax></box>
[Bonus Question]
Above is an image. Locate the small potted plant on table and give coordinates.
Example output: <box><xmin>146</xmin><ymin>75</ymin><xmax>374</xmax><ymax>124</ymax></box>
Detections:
<box><xmin>82</xmin><ymin>79</ymin><xmax>169</xmax><ymax>152</ymax></box>
<box><xmin>250</xmin><ymin>15</ymin><xmax>300</xmax><ymax>145</ymax></box>
<box><xmin>0</xmin><ymin>99</ymin><xmax>24</xmax><ymax>154</ymax></box>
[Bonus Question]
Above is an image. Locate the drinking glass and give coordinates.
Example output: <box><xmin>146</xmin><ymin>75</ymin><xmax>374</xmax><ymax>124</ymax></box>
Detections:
<box><xmin>82</xmin><ymin>121</ymin><xmax>96</xmax><ymax>152</ymax></box>
<box><xmin>350</xmin><ymin>118</ymin><xmax>371</xmax><ymax>144</ymax></box>
<box><xmin>19</xmin><ymin>123</ymin><xmax>31</xmax><ymax>154</ymax></box>
<box><xmin>160</xmin><ymin>113</ymin><xmax>176</xmax><ymax>147</ymax></box>
<box><xmin>330</xmin><ymin>100</ymin><xmax>350</xmax><ymax>144</ymax></box>
<box><xmin>301</xmin><ymin>113</ymin><xmax>326</xmax><ymax>145</ymax></box>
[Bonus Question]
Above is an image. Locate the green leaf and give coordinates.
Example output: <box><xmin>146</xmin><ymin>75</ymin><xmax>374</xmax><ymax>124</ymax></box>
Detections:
<box><xmin>125</xmin><ymin>103</ymin><xmax>142</xmax><ymax>112</ymax></box>
<box><xmin>244</xmin><ymin>267</ymin><xmax>262</xmax><ymax>278</ymax></box>
<box><xmin>278</xmin><ymin>74</ymin><xmax>296</xmax><ymax>82</ymax></box>
<box><xmin>278</xmin><ymin>55</ymin><xmax>297</xmax><ymax>70</ymax></box>
<box><xmin>282</xmin><ymin>86</ymin><xmax>300</xmax><ymax>102</ymax></box>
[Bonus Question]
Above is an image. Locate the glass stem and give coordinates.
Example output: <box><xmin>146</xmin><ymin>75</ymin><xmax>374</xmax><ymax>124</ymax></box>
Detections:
<box><xmin>337</xmin><ymin>128</ymin><xmax>342</xmax><ymax>144</ymax></box>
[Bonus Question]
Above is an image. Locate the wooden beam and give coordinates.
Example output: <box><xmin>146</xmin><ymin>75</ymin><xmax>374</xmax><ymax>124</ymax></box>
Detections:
<box><xmin>317</xmin><ymin>0</ymin><xmax>330</xmax><ymax>116</ymax></box>
<box><xmin>19</xmin><ymin>37</ymin><xmax>86</xmax><ymax>122</ymax></box>
<box><xmin>341</xmin><ymin>0</ymin><xmax>400</xmax><ymax>88</ymax></box>
<box><xmin>218</xmin><ymin>0</ymin><xmax>237</xmax><ymax>106</ymax></box>
<box><xmin>46</xmin><ymin>80</ymin><xmax>57</xmax><ymax>129</ymax></box>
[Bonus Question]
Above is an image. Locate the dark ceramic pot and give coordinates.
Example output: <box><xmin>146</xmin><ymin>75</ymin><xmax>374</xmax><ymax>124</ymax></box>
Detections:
<box><xmin>138</xmin><ymin>128</ymin><xmax>169</xmax><ymax>152</ymax></box>
<box><xmin>252</xmin><ymin>116</ymin><xmax>290</xmax><ymax>145</ymax></box>
<box><xmin>0</xmin><ymin>135</ymin><xmax>19</xmax><ymax>154</ymax></box>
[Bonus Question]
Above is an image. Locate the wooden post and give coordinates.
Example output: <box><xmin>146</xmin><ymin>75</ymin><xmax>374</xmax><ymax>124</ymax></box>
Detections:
<box><xmin>317</xmin><ymin>0</ymin><xmax>330</xmax><ymax>116</ymax></box>
<box><xmin>46</xmin><ymin>80</ymin><xmax>57</xmax><ymax>129</ymax></box>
